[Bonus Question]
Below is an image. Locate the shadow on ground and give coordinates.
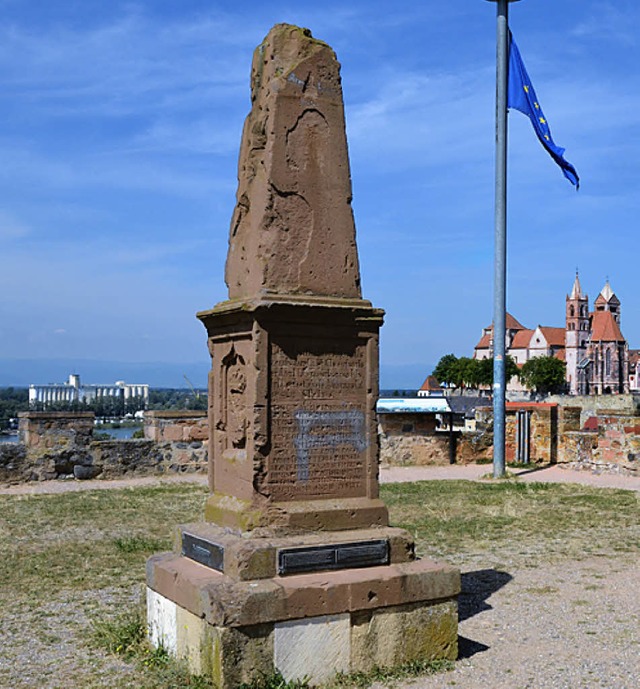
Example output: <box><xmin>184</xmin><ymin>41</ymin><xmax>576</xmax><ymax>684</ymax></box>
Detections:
<box><xmin>457</xmin><ymin>568</ymin><xmax>513</xmax><ymax>659</ymax></box>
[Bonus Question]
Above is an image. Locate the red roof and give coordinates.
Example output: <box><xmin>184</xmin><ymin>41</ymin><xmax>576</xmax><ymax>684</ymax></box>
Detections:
<box><xmin>420</xmin><ymin>375</ymin><xmax>441</xmax><ymax>392</ymax></box>
<box><xmin>476</xmin><ymin>312</ymin><xmax>526</xmax><ymax>350</ymax></box>
<box><xmin>554</xmin><ymin>349</ymin><xmax>566</xmax><ymax>361</ymax></box>
<box><xmin>506</xmin><ymin>312</ymin><xmax>526</xmax><ymax>330</ymax></box>
<box><xmin>590</xmin><ymin>310</ymin><xmax>625</xmax><ymax>342</ymax></box>
<box><xmin>475</xmin><ymin>333</ymin><xmax>491</xmax><ymax>350</ymax></box>
<box><xmin>539</xmin><ymin>327</ymin><xmax>566</xmax><ymax>347</ymax></box>
<box><xmin>479</xmin><ymin>312</ymin><xmax>526</xmax><ymax>335</ymax></box>
<box><xmin>511</xmin><ymin>329</ymin><xmax>534</xmax><ymax>348</ymax></box>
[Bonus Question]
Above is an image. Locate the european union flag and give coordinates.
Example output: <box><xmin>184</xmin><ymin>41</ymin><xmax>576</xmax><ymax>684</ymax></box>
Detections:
<box><xmin>508</xmin><ymin>33</ymin><xmax>579</xmax><ymax>188</ymax></box>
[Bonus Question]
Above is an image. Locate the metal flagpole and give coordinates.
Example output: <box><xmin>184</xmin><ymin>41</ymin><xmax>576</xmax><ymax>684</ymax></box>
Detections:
<box><xmin>486</xmin><ymin>0</ymin><xmax>520</xmax><ymax>478</ymax></box>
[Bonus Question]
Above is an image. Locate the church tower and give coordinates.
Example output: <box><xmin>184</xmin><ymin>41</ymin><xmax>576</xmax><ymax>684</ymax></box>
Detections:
<box><xmin>565</xmin><ymin>272</ymin><xmax>589</xmax><ymax>394</ymax></box>
<box><xmin>588</xmin><ymin>280</ymin><xmax>629</xmax><ymax>394</ymax></box>
<box><xmin>594</xmin><ymin>279</ymin><xmax>621</xmax><ymax>325</ymax></box>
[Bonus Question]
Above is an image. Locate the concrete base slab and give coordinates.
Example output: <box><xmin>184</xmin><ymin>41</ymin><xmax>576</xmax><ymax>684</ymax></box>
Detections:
<box><xmin>146</xmin><ymin>553</ymin><xmax>459</xmax><ymax>688</ymax></box>
<box><xmin>146</xmin><ymin>585</ymin><xmax>458</xmax><ymax>688</ymax></box>
<box><xmin>274</xmin><ymin>613</ymin><xmax>350</xmax><ymax>683</ymax></box>
<box><xmin>147</xmin><ymin>587</ymin><xmax>177</xmax><ymax>654</ymax></box>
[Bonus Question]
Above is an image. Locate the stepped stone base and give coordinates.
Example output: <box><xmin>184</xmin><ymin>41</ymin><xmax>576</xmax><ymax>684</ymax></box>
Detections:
<box><xmin>175</xmin><ymin>522</ymin><xmax>415</xmax><ymax>580</ymax></box>
<box><xmin>146</xmin><ymin>553</ymin><xmax>459</xmax><ymax>687</ymax></box>
<box><xmin>203</xmin><ymin>494</ymin><xmax>390</xmax><ymax>533</ymax></box>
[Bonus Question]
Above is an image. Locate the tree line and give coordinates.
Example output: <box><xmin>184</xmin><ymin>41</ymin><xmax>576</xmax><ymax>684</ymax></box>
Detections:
<box><xmin>432</xmin><ymin>353</ymin><xmax>567</xmax><ymax>395</ymax></box>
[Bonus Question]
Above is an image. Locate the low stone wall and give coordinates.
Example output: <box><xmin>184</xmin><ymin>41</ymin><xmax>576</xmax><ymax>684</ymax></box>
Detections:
<box><xmin>0</xmin><ymin>443</ymin><xmax>28</xmax><ymax>483</ymax></box>
<box><xmin>18</xmin><ymin>411</ymin><xmax>94</xmax><ymax>450</ymax></box>
<box><xmin>456</xmin><ymin>430</ymin><xmax>493</xmax><ymax>463</ymax></box>
<box><xmin>562</xmin><ymin>431</ymin><xmax>598</xmax><ymax>468</ymax></box>
<box><xmin>379</xmin><ymin>413</ymin><xmax>450</xmax><ymax>466</ymax></box>
<box><xmin>547</xmin><ymin>393</ymin><xmax>637</xmax><ymax>426</ymax></box>
<box><xmin>378</xmin><ymin>412</ymin><xmax>492</xmax><ymax>465</ymax></box>
<box><xmin>561</xmin><ymin>414</ymin><xmax>639</xmax><ymax>476</ymax></box>
<box><xmin>144</xmin><ymin>410</ymin><xmax>208</xmax><ymax>443</ymax></box>
<box><xmin>92</xmin><ymin>438</ymin><xmax>206</xmax><ymax>479</ymax></box>
<box><xmin>505</xmin><ymin>403</ymin><xmax>557</xmax><ymax>464</ymax></box>
<box><xmin>0</xmin><ymin>410</ymin><xmax>208</xmax><ymax>484</ymax></box>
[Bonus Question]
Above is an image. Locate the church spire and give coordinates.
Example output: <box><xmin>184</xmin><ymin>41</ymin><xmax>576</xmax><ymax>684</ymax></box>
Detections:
<box><xmin>569</xmin><ymin>270</ymin><xmax>584</xmax><ymax>299</ymax></box>
<box><xmin>599</xmin><ymin>278</ymin><xmax>615</xmax><ymax>302</ymax></box>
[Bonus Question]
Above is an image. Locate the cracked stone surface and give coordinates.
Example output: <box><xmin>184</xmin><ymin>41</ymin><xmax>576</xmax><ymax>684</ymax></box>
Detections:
<box><xmin>225</xmin><ymin>23</ymin><xmax>361</xmax><ymax>301</ymax></box>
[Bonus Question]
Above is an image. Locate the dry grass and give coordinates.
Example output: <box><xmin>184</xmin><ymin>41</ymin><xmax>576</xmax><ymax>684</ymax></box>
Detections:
<box><xmin>383</xmin><ymin>479</ymin><xmax>640</xmax><ymax>568</ymax></box>
<box><xmin>0</xmin><ymin>479</ymin><xmax>638</xmax><ymax>687</ymax></box>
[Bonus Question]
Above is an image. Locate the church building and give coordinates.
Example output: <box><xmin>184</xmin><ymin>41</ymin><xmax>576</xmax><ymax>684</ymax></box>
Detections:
<box><xmin>474</xmin><ymin>274</ymin><xmax>633</xmax><ymax>395</ymax></box>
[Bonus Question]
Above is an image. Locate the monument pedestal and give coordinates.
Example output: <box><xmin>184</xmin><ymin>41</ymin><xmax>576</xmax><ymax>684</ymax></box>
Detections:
<box><xmin>146</xmin><ymin>23</ymin><xmax>459</xmax><ymax>687</ymax></box>
<box><xmin>147</xmin><ymin>526</ymin><xmax>459</xmax><ymax>687</ymax></box>
<box><xmin>196</xmin><ymin>296</ymin><xmax>388</xmax><ymax>533</ymax></box>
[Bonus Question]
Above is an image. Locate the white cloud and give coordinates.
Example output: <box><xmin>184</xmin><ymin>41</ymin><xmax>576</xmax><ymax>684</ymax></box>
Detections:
<box><xmin>571</xmin><ymin>3</ymin><xmax>639</xmax><ymax>45</ymax></box>
<box><xmin>346</xmin><ymin>65</ymin><xmax>494</xmax><ymax>172</ymax></box>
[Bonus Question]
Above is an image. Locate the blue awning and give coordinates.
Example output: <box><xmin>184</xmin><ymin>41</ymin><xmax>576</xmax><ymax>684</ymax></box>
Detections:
<box><xmin>376</xmin><ymin>398</ymin><xmax>451</xmax><ymax>414</ymax></box>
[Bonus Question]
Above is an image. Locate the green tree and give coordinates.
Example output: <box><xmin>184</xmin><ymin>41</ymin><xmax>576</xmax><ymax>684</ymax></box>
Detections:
<box><xmin>519</xmin><ymin>356</ymin><xmax>566</xmax><ymax>395</ymax></box>
<box><xmin>432</xmin><ymin>354</ymin><xmax>459</xmax><ymax>387</ymax></box>
<box><xmin>454</xmin><ymin>357</ymin><xmax>480</xmax><ymax>388</ymax></box>
<box><xmin>0</xmin><ymin>387</ymin><xmax>29</xmax><ymax>429</ymax></box>
<box><xmin>475</xmin><ymin>356</ymin><xmax>519</xmax><ymax>387</ymax></box>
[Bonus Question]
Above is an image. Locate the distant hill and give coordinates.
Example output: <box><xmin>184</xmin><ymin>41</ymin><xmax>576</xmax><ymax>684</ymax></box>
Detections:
<box><xmin>0</xmin><ymin>358</ymin><xmax>431</xmax><ymax>391</ymax></box>
<box><xmin>0</xmin><ymin>359</ymin><xmax>210</xmax><ymax>389</ymax></box>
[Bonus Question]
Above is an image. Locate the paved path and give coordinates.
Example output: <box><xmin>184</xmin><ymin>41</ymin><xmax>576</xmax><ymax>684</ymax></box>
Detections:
<box><xmin>380</xmin><ymin>463</ymin><xmax>640</xmax><ymax>491</ymax></box>
<box><xmin>1</xmin><ymin>463</ymin><xmax>639</xmax><ymax>495</ymax></box>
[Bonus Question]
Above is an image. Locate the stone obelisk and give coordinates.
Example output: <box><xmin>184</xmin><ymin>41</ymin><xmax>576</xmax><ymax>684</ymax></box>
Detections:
<box><xmin>147</xmin><ymin>25</ymin><xmax>459</xmax><ymax>688</ymax></box>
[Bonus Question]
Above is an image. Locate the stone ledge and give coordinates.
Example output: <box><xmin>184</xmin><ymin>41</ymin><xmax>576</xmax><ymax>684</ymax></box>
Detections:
<box><xmin>204</xmin><ymin>494</ymin><xmax>389</xmax><ymax>532</ymax></box>
<box><xmin>147</xmin><ymin>552</ymin><xmax>460</xmax><ymax>628</ymax></box>
<box><xmin>176</xmin><ymin>523</ymin><xmax>415</xmax><ymax>580</ymax></box>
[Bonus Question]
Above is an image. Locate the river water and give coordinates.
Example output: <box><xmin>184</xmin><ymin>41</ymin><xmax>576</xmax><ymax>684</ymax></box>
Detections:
<box><xmin>0</xmin><ymin>426</ymin><xmax>140</xmax><ymax>443</ymax></box>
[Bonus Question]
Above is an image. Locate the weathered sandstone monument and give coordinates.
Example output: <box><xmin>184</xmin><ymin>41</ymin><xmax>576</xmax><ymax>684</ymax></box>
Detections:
<box><xmin>146</xmin><ymin>24</ymin><xmax>459</xmax><ymax>686</ymax></box>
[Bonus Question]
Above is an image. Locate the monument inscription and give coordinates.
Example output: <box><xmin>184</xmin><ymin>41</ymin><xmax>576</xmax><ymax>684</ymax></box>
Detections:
<box><xmin>267</xmin><ymin>337</ymin><xmax>369</xmax><ymax>499</ymax></box>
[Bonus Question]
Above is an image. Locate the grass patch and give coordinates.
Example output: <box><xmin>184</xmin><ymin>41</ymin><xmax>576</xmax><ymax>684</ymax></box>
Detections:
<box><xmin>91</xmin><ymin>605</ymin><xmax>213</xmax><ymax>688</ymax></box>
<box><xmin>0</xmin><ymin>484</ymin><xmax>205</xmax><ymax>606</ymax></box>
<box><xmin>91</xmin><ymin>607</ymin><xmax>148</xmax><ymax>659</ymax></box>
<box><xmin>382</xmin><ymin>480</ymin><xmax>640</xmax><ymax>565</ymax></box>
<box><xmin>239</xmin><ymin>671</ymin><xmax>311</xmax><ymax>689</ymax></box>
<box><xmin>236</xmin><ymin>659</ymin><xmax>454</xmax><ymax>689</ymax></box>
<box><xmin>329</xmin><ymin>659</ymin><xmax>454</xmax><ymax>688</ymax></box>
<box><xmin>113</xmin><ymin>535</ymin><xmax>168</xmax><ymax>553</ymax></box>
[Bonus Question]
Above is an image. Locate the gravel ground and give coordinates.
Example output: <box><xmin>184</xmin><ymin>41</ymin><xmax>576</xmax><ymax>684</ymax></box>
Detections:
<box><xmin>1</xmin><ymin>465</ymin><xmax>638</xmax><ymax>689</ymax></box>
<box><xmin>404</xmin><ymin>556</ymin><xmax>639</xmax><ymax>689</ymax></box>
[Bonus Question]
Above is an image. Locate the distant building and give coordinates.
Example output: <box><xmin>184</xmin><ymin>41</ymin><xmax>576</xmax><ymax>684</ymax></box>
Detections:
<box><xmin>417</xmin><ymin>375</ymin><xmax>444</xmax><ymax>398</ymax></box>
<box><xmin>473</xmin><ymin>274</ymin><xmax>632</xmax><ymax>395</ymax></box>
<box><xmin>629</xmin><ymin>350</ymin><xmax>640</xmax><ymax>391</ymax></box>
<box><xmin>29</xmin><ymin>373</ymin><xmax>149</xmax><ymax>408</ymax></box>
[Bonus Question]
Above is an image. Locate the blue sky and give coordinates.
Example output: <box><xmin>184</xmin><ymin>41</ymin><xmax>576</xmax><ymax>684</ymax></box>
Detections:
<box><xmin>1</xmin><ymin>0</ymin><xmax>638</xmax><ymax>388</ymax></box>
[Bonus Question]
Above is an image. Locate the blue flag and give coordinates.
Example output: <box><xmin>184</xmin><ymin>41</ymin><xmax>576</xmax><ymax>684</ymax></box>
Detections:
<box><xmin>508</xmin><ymin>33</ymin><xmax>579</xmax><ymax>188</ymax></box>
